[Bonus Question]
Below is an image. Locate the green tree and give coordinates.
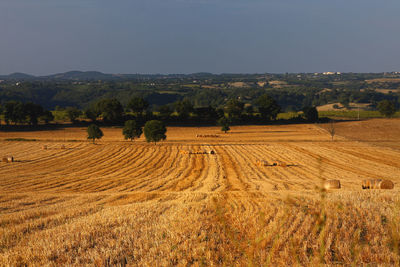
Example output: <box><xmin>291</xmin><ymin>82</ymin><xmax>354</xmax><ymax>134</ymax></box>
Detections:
<box><xmin>193</xmin><ymin>106</ymin><xmax>218</xmax><ymax>122</ymax></box>
<box><xmin>87</xmin><ymin>124</ymin><xmax>103</xmax><ymax>144</ymax></box>
<box><xmin>255</xmin><ymin>94</ymin><xmax>281</xmax><ymax>121</ymax></box>
<box><xmin>144</xmin><ymin>120</ymin><xmax>167</xmax><ymax>144</ymax></box>
<box><xmin>4</xmin><ymin>101</ymin><xmax>25</xmax><ymax>125</ymax></box>
<box><xmin>128</xmin><ymin>97</ymin><xmax>149</xmax><ymax>115</ymax></box>
<box><xmin>218</xmin><ymin>117</ymin><xmax>230</xmax><ymax>133</ymax></box>
<box><xmin>122</xmin><ymin>120</ymin><xmax>143</xmax><ymax>141</ymax></box>
<box><xmin>84</xmin><ymin>108</ymin><xmax>100</xmax><ymax>122</ymax></box>
<box><xmin>225</xmin><ymin>99</ymin><xmax>244</xmax><ymax>120</ymax></box>
<box><xmin>66</xmin><ymin>107</ymin><xmax>81</xmax><ymax>123</ymax></box>
<box><xmin>24</xmin><ymin>102</ymin><xmax>44</xmax><ymax>125</ymax></box>
<box><xmin>174</xmin><ymin>99</ymin><xmax>193</xmax><ymax>119</ymax></box>
<box><xmin>158</xmin><ymin>105</ymin><xmax>173</xmax><ymax>121</ymax></box>
<box><xmin>302</xmin><ymin>106</ymin><xmax>319</xmax><ymax>122</ymax></box>
<box><xmin>40</xmin><ymin>110</ymin><xmax>54</xmax><ymax>124</ymax></box>
<box><xmin>95</xmin><ymin>98</ymin><xmax>124</xmax><ymax>123</ymax></box>
<box><xmin>377</xmin><ymin>100</ymin><xmax>396</xmax><ymax>117</ymax></box>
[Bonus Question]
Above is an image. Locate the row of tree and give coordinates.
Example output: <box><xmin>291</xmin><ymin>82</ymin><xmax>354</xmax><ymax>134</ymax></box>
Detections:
<box><xmin>0</xmin><ymin>101</ymin><xmax>54</xmax><ymax>125</ymax></box>
<box><xmin>1</xmin><ymin>96</ymin><xmax>397</xmax><ymax>127</ymax></box>
<box><xmin>0</xmin><ymin>94</ymin><xmax>284</xmax><ymax>125</ymax></box>
<box><xmin>87</xmin><ymin>120</ymin><xmax>166</xmax><ymax>144</ymax></box>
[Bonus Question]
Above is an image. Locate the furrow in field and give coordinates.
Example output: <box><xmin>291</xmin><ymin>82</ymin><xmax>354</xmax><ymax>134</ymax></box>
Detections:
<box><xmin>189</xmin><ymin>145</ymin><xmax>222</xmax><ymax>192</ymax></box>
<box><xmin>311</xmin><ymin>142</ymin><xmax>400</xmax><ymax>179</ymax></box>
<box><xmin>145</xmin><ymin>145</ymin><xmax>202</xmax><ymax>192</ymax></box>
<box><xmin>285</xmin><ymin>143</ymin><xmax>387</xmax><ymax>186</ymax></box>
<box><xmin>243</xmin><ymin>144</ymin><xmax>303</xmax><ymax>190</ymax></box>
<box><xmin>216</xmin><ymin>145</ymin><xmax>250</xmax><ymax>192</ymax></box>
<box><xmin>114</xmin><ymin>145</ymin><xmax>178</xmax><ymax>192</ymax></box>
<box><xmin>224</xmin><ymin>145</ymin><xmax>267</xmax><ymax>191</ymax></box>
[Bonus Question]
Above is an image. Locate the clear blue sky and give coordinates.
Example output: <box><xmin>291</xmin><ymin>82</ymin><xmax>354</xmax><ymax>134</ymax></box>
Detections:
<box><xmin>1</xmin><ymin>0</ymin><xmax>400</xmax><ymax>75</ymax></box>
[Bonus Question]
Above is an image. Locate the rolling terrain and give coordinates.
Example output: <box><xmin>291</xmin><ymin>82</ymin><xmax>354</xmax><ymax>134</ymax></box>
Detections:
<box><xmin>1</xmin><ymin>121</ymin><xmax>400</xmax><ymax>265</ymax></box>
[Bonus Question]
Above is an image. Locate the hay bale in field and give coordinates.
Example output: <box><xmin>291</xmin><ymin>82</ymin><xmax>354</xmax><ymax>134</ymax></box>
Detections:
<box><xmin>379</xmin><ymin>179</ymin><xmax>395</xmax><ymax>189</ymax></box>
<box><xmin>278</xmin><ymin>161</ymin><xmax>287</xmax><ymax>167</ymax></box>
<box><xmin>272</xmin><ymin>160</ymin><xmax>287</xmax><ymax>167</ymax></box>
<box><xmin>2</xmin><ymin>156</ymin><xmax>14</xmax><ymax>163</ymax></box>
<box><xmin>60</xmin><ymin>145</ymin><xmax>66</xmax><ymax>149</ymax></box>
<box><xmin>256</xmin><ymin>160</ymin><xmax>268</xmax><ymax>166</ymax></box>
<box><xmin>42</xmin><ymin>145</ymin><xmax>48</xmax><ymax>150</ymax></box>
<box><xmin>324</xmin><ymin>179</ymin><xmax>341</xmax><ymax>190</ymax></box>
<box><xmin>362</xmin><ymin>179</ymin><xmax>394</xmax><ymax>189</ymax></box>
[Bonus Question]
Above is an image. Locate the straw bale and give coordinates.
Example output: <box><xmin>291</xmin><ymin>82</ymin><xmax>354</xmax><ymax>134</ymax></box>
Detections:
<box><xmin>324</xmin><ymin>179</ymin><xmax>341</xmax><ymax>190</ymax></box>
<box><xmin>363</xmin><ymin>179</ymin><xmax>394</xmax><ymax>189</ymax></box>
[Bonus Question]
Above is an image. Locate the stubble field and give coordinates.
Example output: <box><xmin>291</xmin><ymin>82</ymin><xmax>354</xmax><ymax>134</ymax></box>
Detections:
<box><xmin>1</xmin><ymin>120</ymin><xmax>400</xmax><ymax>266</ymax></box>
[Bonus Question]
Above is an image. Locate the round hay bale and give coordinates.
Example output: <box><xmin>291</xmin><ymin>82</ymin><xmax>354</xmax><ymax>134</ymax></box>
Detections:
<box><xmin>279</xmin><ymin>162</ymin><xmax>287</xmax><ymax>167</ymax></box>
<box><xmin>8</xmin><ymin>156</ymin><xmax>14</xmax><ymax>163</ymax></box>
<box><xmin>2</xmin><ymin>157</ymin><xmax>8</xmax><ymax>163</ymax></box>
<box><xmin>378</xmin><ymin>179</ymin><xmax>394</xmax><ymax>189</ymax></box>
<box><xmin>362</xmin><ymin>179</ymin><xmax>394</xmax><ymax>189</ymax></box>
<box><xmin>60</xmin><ymin>145</ymin><xmax>66</xmax><ymax>149</ymax></box>
<box><xmin>42</xmin><ymin>145</ymin><xmax>48</xmax><ymax>150</ymax></box>
<box><xmin>324</xmin><ymin>179</ymin><xmax>341</xmax><ymax>190</ymax></box>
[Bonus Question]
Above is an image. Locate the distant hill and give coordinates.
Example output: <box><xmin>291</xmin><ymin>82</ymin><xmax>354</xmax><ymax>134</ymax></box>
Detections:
<box><xmin>44</xmin><ymin>71</ymin><xmax>118</xmax><ymax>81</ymax></box>
<box><xmin>0</xmin><ymin>72</ymin><xmax>36</xmax><ymax>80</ymax></box>
<box><xmin>0</xmin><ymin>71</ymin><xmax>121</xmax><ymax>81</ymax></box>
<box><xmin>0</xmin><ymin>71</ymin><xmax>221</xmax><ymax>81</ymax></box>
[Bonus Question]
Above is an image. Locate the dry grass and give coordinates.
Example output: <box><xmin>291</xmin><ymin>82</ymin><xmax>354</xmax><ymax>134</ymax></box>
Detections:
<box><xmin>1</xmin><ymin>122</ymin><xmax>400</xmax><ymax>265</ymax></box>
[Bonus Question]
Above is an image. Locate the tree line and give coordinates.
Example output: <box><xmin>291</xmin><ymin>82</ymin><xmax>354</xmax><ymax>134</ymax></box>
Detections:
<box><xmin>0</xmin><ymin>94</ymin><xmax>284</xmax><ymax>126</ymax></box>
<box><xmin>1</xmin><ymin>73</ymin><xmax>400</xmax><ymax>113</ymax></box>
<box><xmin>1</xmin><ymin>95</ymin><xmax>397</xmax><ymax>128</ymax></box>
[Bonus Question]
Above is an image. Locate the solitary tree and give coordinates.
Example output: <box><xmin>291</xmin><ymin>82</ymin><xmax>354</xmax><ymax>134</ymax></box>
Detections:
<box><xmin>218</xmin><ymin>117</ymin><xmax>230</xmax><ymax>133</ymax></box>
<box><xmin>87</xmin><ymin>124</ymin><xmax>103</xmax><ymax>144</ymax></box>
<box><xmin>144</xmin><ymin>120</ymin><xmax>167</xmax><ymax>144</ymax></box>
<box><xmin>377</xmin><ymin>100</ymin><xmax>396</xmax><ymax>117</ymax></box>
<box><xmin>123</xmin><ymin>120</ymin><xmax>142</xmax><ymax>141</ymax></box>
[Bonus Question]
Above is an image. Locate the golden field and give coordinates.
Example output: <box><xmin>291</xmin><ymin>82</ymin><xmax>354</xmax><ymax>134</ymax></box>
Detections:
<box><xmin>1</xmin><ymin>120</ymin><xmax>400</xmax><ymax>266</ymax></box>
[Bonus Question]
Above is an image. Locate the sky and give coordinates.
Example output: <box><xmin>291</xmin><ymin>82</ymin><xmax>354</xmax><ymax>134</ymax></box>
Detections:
<box><xmin>1</xmin><ymin>0</ymin><xmax>400</xmax><ymax>75</ymax></box>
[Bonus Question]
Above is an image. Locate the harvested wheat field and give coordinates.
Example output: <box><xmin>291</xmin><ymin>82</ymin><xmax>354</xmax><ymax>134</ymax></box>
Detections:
<box><xmin>1</xmin><ymin>121</ymin><xmax>400</xmax><ymax>266</ymax></box>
